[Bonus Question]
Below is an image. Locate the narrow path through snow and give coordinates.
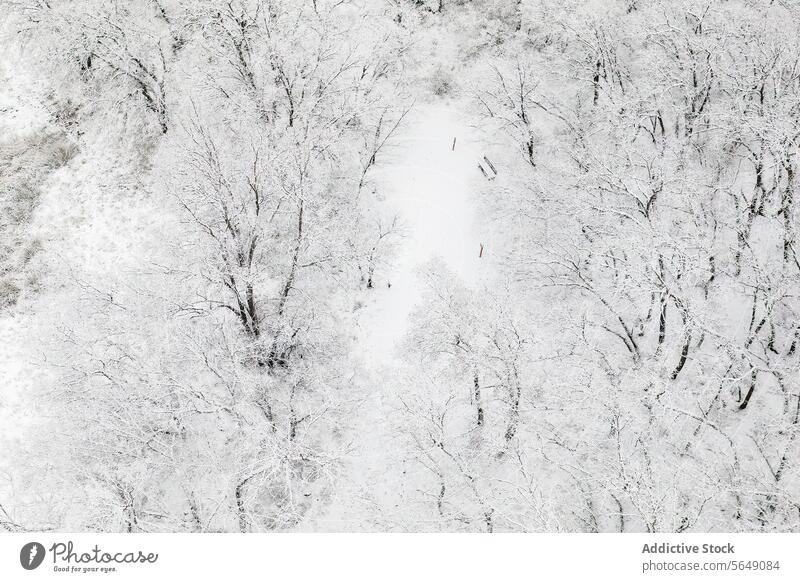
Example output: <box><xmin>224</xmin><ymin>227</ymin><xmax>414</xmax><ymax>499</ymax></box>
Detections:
<box><xmin>358</xmin><ymin>101</ymin><xmax>485</xmax><ymax>361</ymax></box>
<box><xmin>312</xmin><ymin>100</ymin><xmax>487</xmax><ymax>530</ymax></box>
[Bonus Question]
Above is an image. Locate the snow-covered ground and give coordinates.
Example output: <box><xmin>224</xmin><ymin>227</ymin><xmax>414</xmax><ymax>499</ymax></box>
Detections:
<box><xmin>0</xmin><ymin>64</ymin><xmax>46</xmax><ymax>420</ymax></box>
<box><xmin>360</xmin><ymin>101</ymin><xmax>486</xmax><ymax>358</ymax></box>
<box><xmin>311</xmin><ymin>100</ymin><xmax>489</xmax><ymax>530</ymax></box>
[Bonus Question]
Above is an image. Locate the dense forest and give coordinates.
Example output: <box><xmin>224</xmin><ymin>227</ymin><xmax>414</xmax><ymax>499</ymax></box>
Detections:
<box><xmin>1</xmin><ymin>0</ymin><xmax>799</xmax><ymax>533</ymax></box>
